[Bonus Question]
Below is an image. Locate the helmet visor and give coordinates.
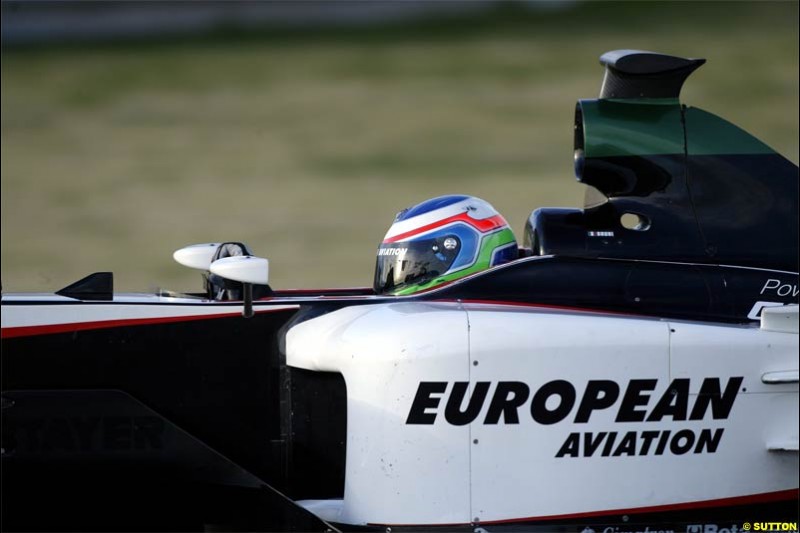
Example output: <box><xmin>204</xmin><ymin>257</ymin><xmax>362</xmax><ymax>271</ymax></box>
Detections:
<box><xmin>374</xmin><ymin>236</ymin><xmax>461</xmax><ymax>294</ymax></box>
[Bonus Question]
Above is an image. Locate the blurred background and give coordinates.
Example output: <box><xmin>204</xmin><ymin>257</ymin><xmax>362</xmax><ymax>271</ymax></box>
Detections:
<box><xmin>2</xmin><ymin>0</ymin><xmax>798</xmax><ymax>293</ymax></box>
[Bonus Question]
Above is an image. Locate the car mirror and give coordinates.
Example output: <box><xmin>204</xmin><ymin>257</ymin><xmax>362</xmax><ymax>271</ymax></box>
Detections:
<box><xmin>209</xmin><ymin>255</ymin><xmax>269</xmax><ymax>286</ymax></box>
<box><xmin>209</xmin><ymin>255</ymin><xmax>270</xmax><ymax>318</ymax></box>
<box><xmin>173</xmin><ymin>243</ymin><xmax>221</xmax><ymax>270</ymax></box>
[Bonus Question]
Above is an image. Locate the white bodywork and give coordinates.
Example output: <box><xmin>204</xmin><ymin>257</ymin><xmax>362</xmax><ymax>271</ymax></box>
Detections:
<box><xmin>287</xmin><ymin>302</ymin><xmax>799</xmax><ymax>526</ymax></box>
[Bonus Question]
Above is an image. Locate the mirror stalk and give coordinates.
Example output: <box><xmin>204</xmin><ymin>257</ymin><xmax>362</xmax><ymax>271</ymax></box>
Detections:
<box><xmin>243</xmin><ymin>283</ymin><xmax>254</xmax><ymax>318</ymax></box>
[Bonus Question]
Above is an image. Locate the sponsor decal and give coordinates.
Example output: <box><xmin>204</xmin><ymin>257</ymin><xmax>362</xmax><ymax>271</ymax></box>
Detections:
<box><xmin>554</xmin><ymin>428</ymin><xmax>723</xmax><ymax>458</ymax></box>
<box><xmin>687</xmin><ymin>525</ymin><xmax>745</xmax><ymax>533</ymax></box>
<box><xmin>759</xmin><ymin>279</ymin><xmax>799</xmax><ymax>298</ymax></box>
<box><xmin>581</xmin><ymin>527</ymin><xmax>676</xmax><ymax>533</ymax></box>
<box><xmin>5</xmin><ymin>416</ymin><xmax>165</xmax><ymax>453</ymax></box>
<box><xmin>378</xmin><ymin>247</ymin><xmax>407</xmax><ymax>257</ymax></box>
<box><xmin>747</xmin><ymin>301</ymin><xmax>787</xmax><ymax>320</ymax></box>
<box><xmin>406</xmin><ymin>378</ymin><xmax>742</xmax><ymax>457</ymax></box>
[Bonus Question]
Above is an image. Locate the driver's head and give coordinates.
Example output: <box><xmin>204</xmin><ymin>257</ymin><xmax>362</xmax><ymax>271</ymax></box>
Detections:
<box><xmin>374</xmin><ymin>195</ymin><xmax>518</xmax><ymax>295</ymax></box>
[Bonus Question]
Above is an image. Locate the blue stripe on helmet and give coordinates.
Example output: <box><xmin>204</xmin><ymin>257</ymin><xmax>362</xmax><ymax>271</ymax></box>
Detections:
<box><xmin>395</xmin><ymin>195</ymin><xmax>471</xmax><ymax>222</ymax></box>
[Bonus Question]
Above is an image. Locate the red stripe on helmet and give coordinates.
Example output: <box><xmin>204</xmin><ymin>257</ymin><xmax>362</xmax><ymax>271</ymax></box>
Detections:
<box><xmin>384</xmin><ymin>213</ymin><xmax>507</xmax><ymax>244</ymax></box>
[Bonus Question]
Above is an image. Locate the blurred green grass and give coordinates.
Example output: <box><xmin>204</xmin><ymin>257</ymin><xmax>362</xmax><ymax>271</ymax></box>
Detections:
<box><xmin>2</xmin><ymin>1</ymin><xmax>797</xmax><ymax>292</ymax></box>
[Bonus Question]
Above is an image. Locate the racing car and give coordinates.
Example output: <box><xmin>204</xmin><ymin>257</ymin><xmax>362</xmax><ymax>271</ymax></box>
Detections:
<box><xmin>2</xmin><ymin>50</ymin><xmax>798</xmax><ymax>533</ymax></box>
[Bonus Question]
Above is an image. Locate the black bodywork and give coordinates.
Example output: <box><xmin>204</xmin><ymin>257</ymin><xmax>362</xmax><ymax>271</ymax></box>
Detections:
<box><xmin>2</xmin><ymin>50</ymin><xmax>798</xmax><ymax>532</ymax></box>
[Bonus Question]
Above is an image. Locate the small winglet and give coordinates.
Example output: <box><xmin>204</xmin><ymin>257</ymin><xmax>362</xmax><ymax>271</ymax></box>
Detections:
<box><xmin>55</xmin><ymin>272</ymin><xmax>113</xmax><ymax>301</ymax></box>
<box><xmin>767</xmin><ymin>441</ymin><xmax>799</xmax><ymax>453</ymax></box>
<box><xmin>762</xmin><ymin>370</ymin><xmax>799</xmax><ymax>385</ymax></box>
<box><xmin>761</xmin><ymin>304</ymin><xmax>799</xmax><ymax>334</ymax></box>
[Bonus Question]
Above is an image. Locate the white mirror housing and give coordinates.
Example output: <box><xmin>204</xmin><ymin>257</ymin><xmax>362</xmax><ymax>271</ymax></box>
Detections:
<box><xmin>209</xmin><ymin>255</ymin><xmax>269</xmax><ymax>286</ymax></box>
<box><xmin>173</xmin><ymin>243</ymin><xmax>221</xmax><ymax>270</ymax></box>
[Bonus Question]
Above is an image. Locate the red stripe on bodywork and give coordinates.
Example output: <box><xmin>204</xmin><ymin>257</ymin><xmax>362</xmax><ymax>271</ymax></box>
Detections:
<box><xmin>1</xmin><ymin>307</ymin><xmax>297</xmax><ymax>339</ymax></box>
<box><xmin>482</xmin><ymin>489</ymin><xmax>800</xmax><ymax>525</ymax></box>
<box><xmin>384</xmin><ymin>213</ymin><xmax>506</xmax><ymax>243</ymax></box>
<box><xmin>369</xmin><ymin>489</ymin><xmax>799</xmax><ymax>527</ymax></box>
